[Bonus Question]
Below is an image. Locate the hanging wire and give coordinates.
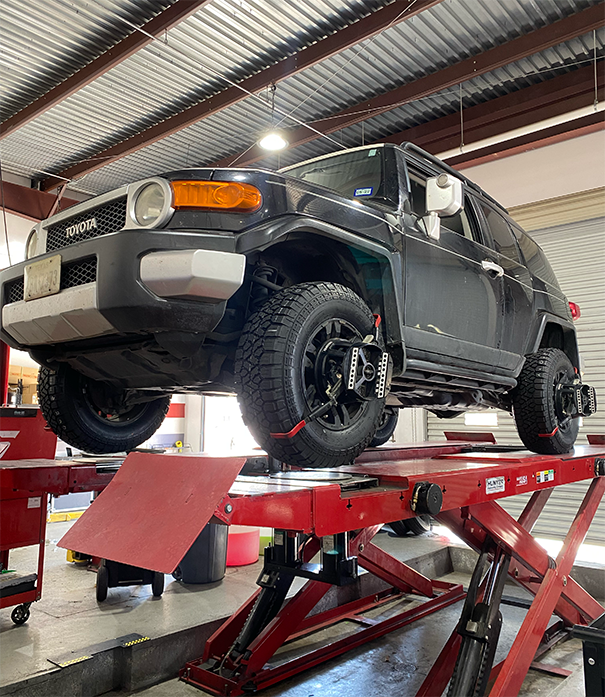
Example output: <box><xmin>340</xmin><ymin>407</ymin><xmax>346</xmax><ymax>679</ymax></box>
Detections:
<box><xmin>269</xmin><ymin>83</ymin><xmax>276</xmax><ymax>127</ymax></box>
<box><xmin>594</xmin><ymin>29</ymin><xmax>599</xmax><ymax>111</ymax></box>
<box><xmin>275</xmin><ymin>0</ymin><xmax>420</xmax><ymax>127</ymax></box>
<box><xmin>104</xmin><ymin>6</ymin><xmax>347</xmax><ymax>152</ymax></box>
<box><xmin>8</xmin><ymin>0</ymin><xmax>605</xmax><ymax>185</ymax></box>
<box><xmin>459</xmin><ymin>82</ymin><xmax>464</xmax><ymax>153</ymax></box>
<box><xmin>0</xmin><ymin>159</ymin><xmax>12</xmax><ymax>267</ymax></box>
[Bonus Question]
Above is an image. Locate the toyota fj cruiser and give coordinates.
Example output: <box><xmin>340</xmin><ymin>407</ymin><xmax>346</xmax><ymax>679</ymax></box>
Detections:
<box><xmin>0</xmin><ymin>143</ymin><xmax>596</xmax><ymax>466</ymax></box>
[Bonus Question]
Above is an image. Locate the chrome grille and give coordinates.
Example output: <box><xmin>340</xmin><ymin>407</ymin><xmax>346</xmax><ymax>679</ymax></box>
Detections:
<box><xmin>4</xmin><ymin>258</ymin><xmax>97</xmax><ymax>304</ymax></box>
<box><xmin>46</xmin><ymin>197</ymin><xmax>127</xmax><ymax>252</ymax></box>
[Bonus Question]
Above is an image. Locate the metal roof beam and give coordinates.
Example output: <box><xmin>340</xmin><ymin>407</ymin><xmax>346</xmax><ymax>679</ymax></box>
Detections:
<box><xmin>0</xmin><ymin>0</ymin><xmax>211</xmax><ymax>140</ymax></box>
<box><xmin>1</xmin><ymin>181</ymin><xmax>79</xmax><ymax>221</ymax></box>
<box><xmin>211</xmin><ymin>3</ymin><xmax>605</xmax><ymax>169</ymax></box>
<box><xmin>450</xmin><ymin>109</ymin><xmax>604</xmax><ymax>171</ymax></box>
<box><xmin>376</xmin><ymin>64</ymin><xmax>604</xmax><ymax>154</ymax></box>
<box><xmin>39</xmin><ymin>0</ymin><xmax>444</xmax><ymax>191</ymax></box>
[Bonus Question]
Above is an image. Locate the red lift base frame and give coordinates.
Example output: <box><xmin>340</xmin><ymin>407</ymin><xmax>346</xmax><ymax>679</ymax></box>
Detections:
<box><xmin>183</xmin><ymin>530</ymin><xmax>464</xmax><ymax>695</ymax></box>
<box><xmin>176</xmin><ymin>444</ymin><xmax>605</xmax><ymax>697</ymax></box>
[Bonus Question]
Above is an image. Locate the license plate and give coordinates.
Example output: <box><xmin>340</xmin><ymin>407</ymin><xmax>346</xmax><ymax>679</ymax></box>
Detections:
<box><xmin>24</xmin><ymin>255</ymin><xmax>61</xmax><ymax>301</ymax></box>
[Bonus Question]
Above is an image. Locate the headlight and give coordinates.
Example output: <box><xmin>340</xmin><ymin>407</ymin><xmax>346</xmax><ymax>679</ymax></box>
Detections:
<box><xmin>25</xmin><ymin>229</ymin><xmax>39</xmax><ymax>259</ymax></box>
<box><xmin>133</xmin><ymin>183</ymin><xmax>166</xmax><ymax>226</ymax></box>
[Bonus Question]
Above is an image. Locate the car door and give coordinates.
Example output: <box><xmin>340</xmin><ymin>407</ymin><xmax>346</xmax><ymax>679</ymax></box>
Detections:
<box><xmin>476</xmin><ymin>201</ymin><xmax>534</xmax><ymax>371</ymax></box>
<box><xmin>402</xmin><ymin>166</ymin><xmax>505</xmax><ymax>371</ymax></box>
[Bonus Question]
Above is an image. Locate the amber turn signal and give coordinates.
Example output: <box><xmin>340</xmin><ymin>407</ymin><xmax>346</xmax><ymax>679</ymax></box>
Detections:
<box><xmin>171</xmin><ymin>180</ymin><xmax>262</xmax><ymax>212</ymax></box>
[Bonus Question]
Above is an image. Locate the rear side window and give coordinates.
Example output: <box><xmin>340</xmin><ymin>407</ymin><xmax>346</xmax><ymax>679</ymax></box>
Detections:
<box><xmin>480</xmin><ymin>203</ymin><xmax>521</xmax><ymax>262</ymax></box>
<box><xmin>512</xmin><ymin>227</ymin><xmax>560</xmax><ymax>288</ymax></box>
<box><xmin>282</xmin><ymin>147</ymin><xmax>399</xmax><ymax>208</ymax></box>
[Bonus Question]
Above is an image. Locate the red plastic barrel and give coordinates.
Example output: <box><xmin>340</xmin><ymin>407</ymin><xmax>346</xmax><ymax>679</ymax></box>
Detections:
<box><xmin>226</xmin><ymin>525</ymin><xmax>260</xmax><ymax>566</ymax></box>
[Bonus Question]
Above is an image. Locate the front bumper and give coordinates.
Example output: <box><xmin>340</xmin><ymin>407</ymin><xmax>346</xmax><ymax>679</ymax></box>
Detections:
<box><xmin>0</xmin><ymin>229</ymin><xmax>245</xmax><ymax>349</ymax></box>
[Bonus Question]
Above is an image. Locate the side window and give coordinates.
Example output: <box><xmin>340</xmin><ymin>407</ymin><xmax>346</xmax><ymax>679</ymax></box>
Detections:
<box><xmin>442</xmin><ymin>202</ymin><xmax>480</xmax><ymax>243</ymax></box>
<box><xmin>408</xmin><ymin>169</ymin><xmax>480</xmax><ymax>243</ymax></box>
<box><xmin>511</xmin><ymin>226</ymin><xmax>559</xmax><ymax>287</ymax></box>
<box><xmin>480</xmin><ymin>204</ymin><xmax>521</xmax><ymax>262</ymax></box>
<box><xmin>408</xmin><ymin>171</ymin><xmax>426</xmax><ymax>217</ymax></box>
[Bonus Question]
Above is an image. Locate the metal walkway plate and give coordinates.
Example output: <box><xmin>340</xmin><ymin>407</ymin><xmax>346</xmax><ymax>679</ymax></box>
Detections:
<box><xmin>58</xmin><ymin>452</ymin><xmax>245</xmax><ymax>573</ymax></box>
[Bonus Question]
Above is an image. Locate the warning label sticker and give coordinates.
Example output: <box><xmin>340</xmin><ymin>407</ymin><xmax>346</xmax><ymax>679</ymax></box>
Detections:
<box><xmin>486</xmin><ymin>476</ymin><xmax>506</xmax><ymax>495</ymax></box>
<box><xmin>536</xmin><ymin>469</ymin><xmax>555</xmax><ymax>484</ymax></box>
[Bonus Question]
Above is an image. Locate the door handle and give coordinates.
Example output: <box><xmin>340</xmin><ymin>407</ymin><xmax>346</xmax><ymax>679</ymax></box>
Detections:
<box><xmin>481</xmin><ymin>260</ymin><xmax>504</xmax><ymax>278</ymax></box>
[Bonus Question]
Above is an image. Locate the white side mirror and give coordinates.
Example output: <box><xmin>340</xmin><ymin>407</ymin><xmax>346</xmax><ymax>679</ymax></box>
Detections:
<box><xmin>423</xmin><ymin>174</ymin><xmax>463</xmax><ymax>240</ymax></box>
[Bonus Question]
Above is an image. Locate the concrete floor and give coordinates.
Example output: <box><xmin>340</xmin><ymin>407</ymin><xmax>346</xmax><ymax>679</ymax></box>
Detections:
<box><xmin>0</xmin><ymin>521</ymin><xmax>593</xmax><ymax>697</ymax></box>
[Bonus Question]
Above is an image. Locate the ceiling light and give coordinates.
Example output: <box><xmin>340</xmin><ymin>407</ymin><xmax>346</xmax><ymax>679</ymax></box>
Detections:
<box><xmin>259</xmin><ymin>131</ymin><xmax>288</xmax><ymax>151</ymax></box>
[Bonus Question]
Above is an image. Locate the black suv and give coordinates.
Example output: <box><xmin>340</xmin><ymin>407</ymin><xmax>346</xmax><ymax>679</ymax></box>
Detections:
<box><xmin>0</xmin><ymin>143</ymin><xmax>596</xmax><ymax>466</ymax></box>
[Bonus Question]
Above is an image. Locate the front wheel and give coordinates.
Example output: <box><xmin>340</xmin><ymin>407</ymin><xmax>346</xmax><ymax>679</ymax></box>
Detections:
<box><xmin>38</xmin><ymin>364</ymin><xmax>170</xmax><ymax>454</ymax></box>
<box><xmin>235</xmin><ymin>282</ymin><xmax>386</xmax><ymax>468</ymax></box>
<box><xmin>512</xmin><ymin>348</ymin><xmax>579</xmax><ymax>454</ymax></box>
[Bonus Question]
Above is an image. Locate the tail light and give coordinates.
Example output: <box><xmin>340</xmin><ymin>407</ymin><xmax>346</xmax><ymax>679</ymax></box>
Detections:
<box><xmin>171</xmin><ymin>180</ymin><xmax>262</xmax><ymax>212</ymax></box>
<box><xmin>569</xmin><ymin>301</ymin><xmax>581</xmax><ymax>320</ymax></box>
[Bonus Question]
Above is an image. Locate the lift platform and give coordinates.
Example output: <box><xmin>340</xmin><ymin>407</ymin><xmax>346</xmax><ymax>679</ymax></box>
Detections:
<box><xmin>59</xmin><ymin>442</ymin><xmax>605</xmax><ymax>696</ymax></box>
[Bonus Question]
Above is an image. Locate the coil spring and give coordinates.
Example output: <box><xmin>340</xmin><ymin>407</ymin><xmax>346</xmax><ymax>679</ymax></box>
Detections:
<box><xmin>248</xmin><ymin>265</ymin><xmax>279</xmax><ymax>316</ymax></box>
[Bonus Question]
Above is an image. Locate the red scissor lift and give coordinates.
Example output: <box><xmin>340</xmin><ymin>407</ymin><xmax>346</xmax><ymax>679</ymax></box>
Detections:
<box><xmin>59</xmin><ymin>441</ymin><xmax>605</xmax><ymax>696</ymax></box>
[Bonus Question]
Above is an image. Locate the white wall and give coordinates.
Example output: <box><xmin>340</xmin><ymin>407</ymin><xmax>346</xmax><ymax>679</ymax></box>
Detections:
<box><xmin>0</xmin><ymin>209</ymin><xmax>31</xmax><ymax>270</ymax></box>
<box><xmin>458</xmin><ymin>130</ymin><xmax>605</xmax><ymax>209</ymax></box>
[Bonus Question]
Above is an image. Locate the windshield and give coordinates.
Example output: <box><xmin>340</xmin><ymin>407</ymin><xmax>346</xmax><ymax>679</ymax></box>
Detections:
<box><xmin>280</xmin><ymin>147</ymin><xmax>398</xmax><ymax>208</ymax></box>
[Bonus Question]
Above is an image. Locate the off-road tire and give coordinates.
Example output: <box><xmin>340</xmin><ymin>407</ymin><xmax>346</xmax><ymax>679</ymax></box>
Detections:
<box><xmin>370</xmin><ymin>407</ymin><xmax>398</xmax><ymax>447</ymax></box>
<box><xmin>512</xmin><ymin>348</ymin><xmax>579</xmax><ymax>455</ymax></box>
<box><xmin>38</xmin><ymin>365</ymin><xmax>170</xmax><ymax>454</ymax></box>
<box><xmin>406</xmin><ymin>514</ymin><xmax>432</xmax><ymax>535</ymax></box>
<box><xmin>235</xmin><ymin>282</ymin><xmax>385</xmax><ymax>468</ymax></box>
<box><xmin>388</xmin><ymin>520</ymin><xmax>409</xmax><ymax>537</ymax></box>
<box><xmin>389</xmin><ymin>515</ymin><xmax>431</xmax><ymax>537</ymax></box>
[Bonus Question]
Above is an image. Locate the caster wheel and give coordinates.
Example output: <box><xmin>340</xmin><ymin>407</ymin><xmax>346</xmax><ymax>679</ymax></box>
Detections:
<box><xmin>152</xmin><ymin>571</ymin><xmax>164</xmax><ymax>597</ymax></box>
<box><xmin>96</xmin><ymin>564</ymin><xmax>109</xmax><ymax>602</ymax></box>
<box><xmin>11</xmin><ymin>604</ymin><xmax>31</xmax><ymax>625</ymax></box>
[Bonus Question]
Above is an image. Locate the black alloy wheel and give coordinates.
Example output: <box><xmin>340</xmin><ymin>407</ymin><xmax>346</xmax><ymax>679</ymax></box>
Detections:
<box><xmin>235</xmin><ymin>282</ymin><xmax>385</xmax><ymax>468</ymax></box>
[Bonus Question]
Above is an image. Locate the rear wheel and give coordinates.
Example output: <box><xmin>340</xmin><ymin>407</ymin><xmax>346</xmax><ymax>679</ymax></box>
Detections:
<box><xmin>38</xmin><ymin>364</ymin><xmax>170</xmax><ymax>454</ymax></box>
<box><xmin>389</xmin><ymin>515</ymin><xmax>431</xmax><ymax>537</ymax></box>
<box><xmin>235</xmin><ymin>282</ymin><xmax>385</xmax><ymax>468</ymax></box>
<box><xmin>512</xmin><ymin>348</ymin><xmax>579</xmax><ymax>454</ymax></box>
<box><xmin>369</xmin><ymin>407</ymin><xmax>398</xmax><ymax>447</ymax></box>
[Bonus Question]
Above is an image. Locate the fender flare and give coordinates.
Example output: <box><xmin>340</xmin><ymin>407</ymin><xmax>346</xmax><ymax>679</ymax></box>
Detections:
<box><xmin>236</xmin><ymin>216</ymin><xmax>406</xmax><ymax>373</ymax></box>
<box><xmin>527</xmin><ymin>313</ymin><xmax>580</xmax><ymax>370</ymax></box>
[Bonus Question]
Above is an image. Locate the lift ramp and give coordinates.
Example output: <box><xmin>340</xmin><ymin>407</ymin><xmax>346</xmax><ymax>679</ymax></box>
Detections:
<box><xmin>58</xmin><ymin>452</ymin><xmax>245</xmax><ymax>574</ymax></box>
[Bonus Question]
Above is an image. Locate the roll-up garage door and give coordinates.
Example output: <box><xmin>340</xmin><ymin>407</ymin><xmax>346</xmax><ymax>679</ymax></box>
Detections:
<box><xmin>427</xmin><ymin>193</ymin><xmax>605</xmax><ymax>544</ymax></box>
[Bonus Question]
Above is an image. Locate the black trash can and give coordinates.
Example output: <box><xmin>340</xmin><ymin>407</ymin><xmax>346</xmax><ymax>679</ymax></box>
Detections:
<box><xmin>174</xmin><ymin>522</ymin><xmax>228</xmax><ymax>584</ymax></box>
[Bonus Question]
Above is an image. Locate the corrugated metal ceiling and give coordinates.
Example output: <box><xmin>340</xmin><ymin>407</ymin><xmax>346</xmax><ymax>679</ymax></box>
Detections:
<box><xmin>0</xmin><ymin>0</ymin><xmax>603</xmax><ymax>194</ymax></box>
